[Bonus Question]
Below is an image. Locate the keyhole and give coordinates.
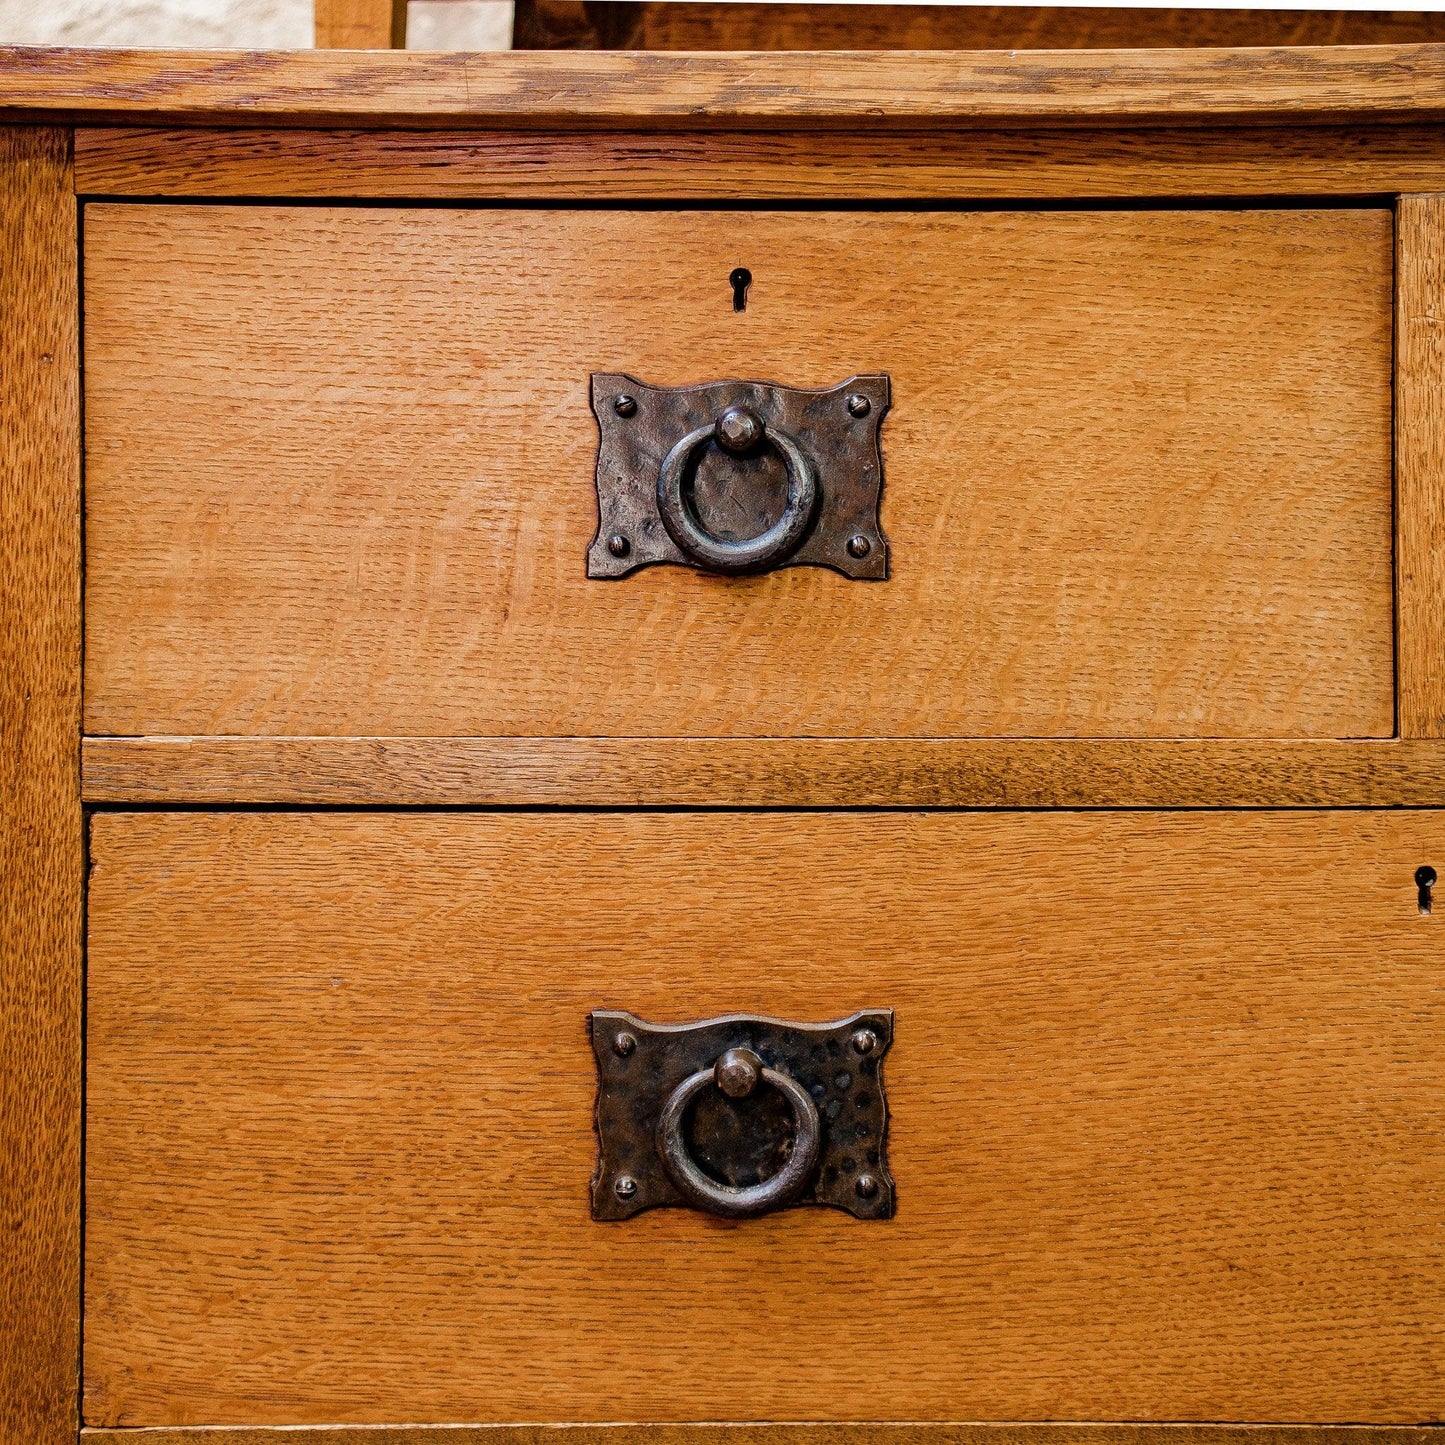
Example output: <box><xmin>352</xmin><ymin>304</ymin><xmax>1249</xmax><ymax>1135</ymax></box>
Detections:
<box><xmin>730</xmin><ymin>267</ymin><xmax>752</xmax><ymax>312</ymax></box>
<box><xmin>1417</xmin><ymin>865</ymin><xmax>1436</xmax><ymax>916</ymax></box>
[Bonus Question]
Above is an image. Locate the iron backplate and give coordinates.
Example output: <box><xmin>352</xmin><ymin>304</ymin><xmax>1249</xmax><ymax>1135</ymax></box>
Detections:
<box><xmin>589</xmin><ymin>1008</ymin><xmax>895</xmax><ymax>1221</ymax></box>
<box><xmin>587</xmin><ymin>374</ymin><xmax>891</xmax><ymax>579</ymax></box>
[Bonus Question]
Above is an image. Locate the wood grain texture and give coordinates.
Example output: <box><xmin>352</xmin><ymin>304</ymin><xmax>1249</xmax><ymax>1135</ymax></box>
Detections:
<box><xmin>0</xmin><ymin>127</ymin><xmax>82</xmax><ymax>1445</ymax></box>
<box><xmin>12</xmin><ymin>45</ymin><xmax>1445</xmax><ymax>130</ymax></box>
<box><xmin>314</xmin><ymin>0</ymin><xmax>407</xmax><ymax>49</ymax></box>
<box><xmin>71</xmin><ymin>1429</ymin><xmax>1445</xmax><ymax>1445</ymax></box>
<box><xmin>82</xmin><ymin>204</ymin><xmax>1394</xmax><ymax>740</ymax></box>
<box><xmin>1397</xmin><ymin>195</ymin><xmax>1445</xmax><ymax>738</ymax></box>
<box><xmin>564</xmin><ymin>3</ymin><xmax>1445</xmax><ymax>51</ymax></box>
<box><xmin>85</xmin><ymin>810</ymin><xmax>1445</xmax><ymax>1426</ymax></box>
<box><xmin>80</xmin><ymin>737</ymin><xmax>1445</xmax><ymax>807</ymax></box>
<box><xmin>510</xmin><ymin>0</ymin><xmax>1445</xmax><ymax>52</ymax></box>
<box><xmin>71</xmin><ymin>124</ymin><xmax>1445</xmax><ymax>201</ymax></box>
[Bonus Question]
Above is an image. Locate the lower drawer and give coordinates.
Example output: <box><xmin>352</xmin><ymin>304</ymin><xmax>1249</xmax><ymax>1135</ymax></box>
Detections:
<box><xmin>84</xmin><ymin>811</ymin><xmax>1443</xmax><ymax>1427</ymax></box>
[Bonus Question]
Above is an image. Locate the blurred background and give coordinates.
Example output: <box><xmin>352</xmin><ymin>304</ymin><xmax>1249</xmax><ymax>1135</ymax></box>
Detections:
<box><xmin>1</xmin><ymin>0</ymin><xmax>1441</xmax><ymax>52</ymax></box>
<box><xmin>0</xmin><ymin>0</ymin><xmax>515</xmax><ymax>48</ymax></box>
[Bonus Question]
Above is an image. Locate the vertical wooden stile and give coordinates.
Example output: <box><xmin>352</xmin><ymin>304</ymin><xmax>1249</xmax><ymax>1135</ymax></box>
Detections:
<box><xmin>0</xmin><ymin>126</ymin><xmax>83</xmax><ymax>1445</ymax></box>
<box><xmin>1397</xmin><ymin>195</ymin><xmax>1445</xmax><ymax>736</ymax></box>
<box><xmin>314</xmin><ymin>0</ymin><xmax>409</xmax><ymax>48</ymax></box>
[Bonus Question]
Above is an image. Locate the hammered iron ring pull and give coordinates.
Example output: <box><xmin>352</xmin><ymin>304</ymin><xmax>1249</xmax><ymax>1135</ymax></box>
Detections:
<box><xmin>656</xmin><ymin>405</ymin><xmax>819</xmax><ymax>574</ymax></box>
<box><xmin>655</xmin><ymin>1046</ymin><xmax>822</xmax><ymax>1219</ymax></box>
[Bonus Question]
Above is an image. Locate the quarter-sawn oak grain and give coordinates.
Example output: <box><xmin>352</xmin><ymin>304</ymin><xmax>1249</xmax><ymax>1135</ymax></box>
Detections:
<box><xmin>0</xmin><ymin>126</ymin><xmax>83</xmax><ymax>1445</ymax></box>
<box><xmin>1397</xmin><ymin>195</ymin><xmax>1445</xmax><ymax>737</ymax></box>
<box><xmin>80</xmin><ymin>736</ymin><xmax>1445</xmax><ymax>807</ymax></box>
<box><xmin>314</xmin><ymin>0</ymin><xmax>406</xmax><ymax>49</ymax></box>
<box><xmin>71</xmin><ymin>124</ymin><xmax>1445</xmax><ymax>201</ymax></box>
<box><xmin>0</xmin><ymin>32</ymin><xmax>1441</xmax><ymax>1445</ymax></box>
<box><xmin>82</xmin><ymin>204</ymin><xmax>1394</xmax><ymax>739</ymax></box>
<box><xmin>72</xmin><ymin>1430</ymin><xmax>1445</xmax><ymax>1444</ymax></box>
<box><xmin>13</xmin><ymin>45</ymin><xmax>1445</xmax><ymax>129</ymax></box>
<box><xmin>84</xmin><ymin>811</ymin><xmax>1445</xmax><ymax>1427</ymax></box>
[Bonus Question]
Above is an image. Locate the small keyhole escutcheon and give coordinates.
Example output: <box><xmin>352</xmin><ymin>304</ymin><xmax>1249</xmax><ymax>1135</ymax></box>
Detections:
<box><xmin>1416</xmin><ymin>865</ymin><xmax>1436</xmax><ymax>916</ymax></box>
<box><xmin>730</xmin><ymin>267</ymin><xmax>752</xmax><ymax>312</ymax></box>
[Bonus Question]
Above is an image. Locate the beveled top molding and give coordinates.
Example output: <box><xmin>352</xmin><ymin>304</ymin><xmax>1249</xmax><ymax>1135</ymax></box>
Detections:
<box><xmin>5</xmin><ymin>43</ymin><xmax>1445</xmax><ymax>130</ymax></box>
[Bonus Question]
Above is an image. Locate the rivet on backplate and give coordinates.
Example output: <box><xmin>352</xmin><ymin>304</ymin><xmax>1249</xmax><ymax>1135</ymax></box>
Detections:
<box><xmin>716</xmin><ymin>406</ymin><xmax>764</xmax><ymax>455</ymax></box>
<box><xmin>615</xmin><ymin>1175</ymin><xmax>638</xmax><ymax>1199</ymax></box>
<box><xmin>846</xmin><ymin>535</ymin><xmax>871</xmax><ymax>559</ymax></box>
<box><xmin>613</xmin><ymin>1031</ymin><xmax>637</xmax><ymax>1057</ymax></box>
<box><xmin>850</xmin><ymin>1028</ymin><xmax>878</xmax><ymax>1055</ymax></box>
<box><xmin>856</xmin><ymin>1174</ymin><xmax>879</xmax><ymax>1199</ymax></box>
<box><xmin>614</xmin><ymin>394</ymin><xmax>637</xmax><ymax>417</ymax></box>
<box><xmin>846</xmin><ymin>394</ymin><xmax>871</xmax><ymax>418</ymax></box>
<box><xmin>714</xmin><ymin>1047</ymin><xmax>762</xmax><ymax>1098</ymax></box>
<box><xmin>607</xmin><ymin>534</ymin><xmax>631</xmax><ymax>559</ymax></box>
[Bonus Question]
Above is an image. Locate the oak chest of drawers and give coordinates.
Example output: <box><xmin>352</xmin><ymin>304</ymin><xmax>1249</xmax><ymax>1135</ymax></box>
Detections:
<box><xmin>3</xmin><ymin>36</ymin><xmax>1445</xmax><ymax>1445</ymax></box>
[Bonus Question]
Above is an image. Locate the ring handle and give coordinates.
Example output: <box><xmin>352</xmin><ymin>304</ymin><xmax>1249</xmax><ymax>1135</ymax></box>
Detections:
<box><xmin>655</xmin><ymin>1047</ymin><xmax>822</xmax><ymax>1218</ymax></box>
<box><xmin>656</xmin><ymin>406</ymin><xmax>819</xmax><ymax>574</ymax></box>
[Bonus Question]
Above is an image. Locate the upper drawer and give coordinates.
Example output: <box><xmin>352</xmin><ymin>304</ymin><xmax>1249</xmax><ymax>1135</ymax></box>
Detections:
<box><xmin>82</xmin><ymin>204</ymin><xmax>1393</xmax><ymax>739</ymax></box>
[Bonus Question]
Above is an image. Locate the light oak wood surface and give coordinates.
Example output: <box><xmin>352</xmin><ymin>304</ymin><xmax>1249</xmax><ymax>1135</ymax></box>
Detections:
<box><xmin>80</xmin><ymin>736</ymin><xmax>1445</xmax><ymax>807</ymax></box>
<box><xmin>1397</xmin><ymin>195</ymin><xmax>1445</xmax><ymax>738</ymax></box>
<box><xmin>73</xmin><ymin>1429</ymin><xmax>1445</xmax><ymax>1444</ymax></box>
<box><xmin>10</xmin><ymin>46</ymin><xmax>1445</xmax><ymax>129</ymax></box>
<box><xmin>82</xmin><ymin>203</ymin><xmax>1394</xmax><ymax>740</ymax></box>
<box><xmin>0</xmin><ymin>127</ymin><xmax>82</xmax><ymax>1445</ymax></box>
<box><xmin>72</xmin><ymin>124</ymin><xmax>1445</xmax><ymax>201</ymax></box>
<box><xmin>315</xmin><ymin>0</ymin><xmax>407</xmax><ymax>49</ymax></box>
<box><xmin>0</xmin><ymin>32</ymin><xmax>1439</xmax><ymax>1440</ymax></box>
<box><xmin>85</xmin><ymin>810</ymin><xmax>1445</xmax><ymax>1426</ymax></box>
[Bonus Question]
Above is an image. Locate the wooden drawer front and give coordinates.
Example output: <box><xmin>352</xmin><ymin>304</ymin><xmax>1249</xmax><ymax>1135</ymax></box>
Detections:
<box><xmin>85</xmin><ymin>811</ymin><xmax>1442</xmax><ymax>1427</ymax></box>
<box><xmin>82</xmin><ymin>204</ymin><xmax>1392</xmax><ymax>740</ymax></box>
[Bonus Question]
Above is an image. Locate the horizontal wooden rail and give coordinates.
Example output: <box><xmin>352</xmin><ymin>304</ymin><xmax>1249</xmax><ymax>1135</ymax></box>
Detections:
<box><xmin>71</xmin><ymin>123</ymin><xmax>1445</xmax><ymax>199</ymax></box>
<box><xmin>76</xmin><ymin>1425</ymin><xmax>1445</xmax><ymax>1443</ymax></box>
<box><xmin>9</xmin><ymin>45</ymin><xmax>1445</xmax><ymax>129</ymax></box>
<box><xmin>81</xmin><ymin>737</ymin><xmax>1445</xmax><ymax>808</ymax></box>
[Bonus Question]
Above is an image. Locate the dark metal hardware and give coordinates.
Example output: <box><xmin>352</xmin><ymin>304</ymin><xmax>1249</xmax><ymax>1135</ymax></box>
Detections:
<box><xmin>587</xmin><ymin>373</ymin><xmax>890</xmax><ymax>580</ymax></box>
<box><xmin>657</xmin><ymin>1047</ymin><xmax>822</xmax><ymax>1217</ymax></box>
<box><xmin>657</xmin><ymin>404</ymin><xmax>818</xmax><ymax>574</ymax></box>
<box><xmin>589</xmin><ymin>1008</ymin><xmax>894</xmax><ymax>1222</ymax></box>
